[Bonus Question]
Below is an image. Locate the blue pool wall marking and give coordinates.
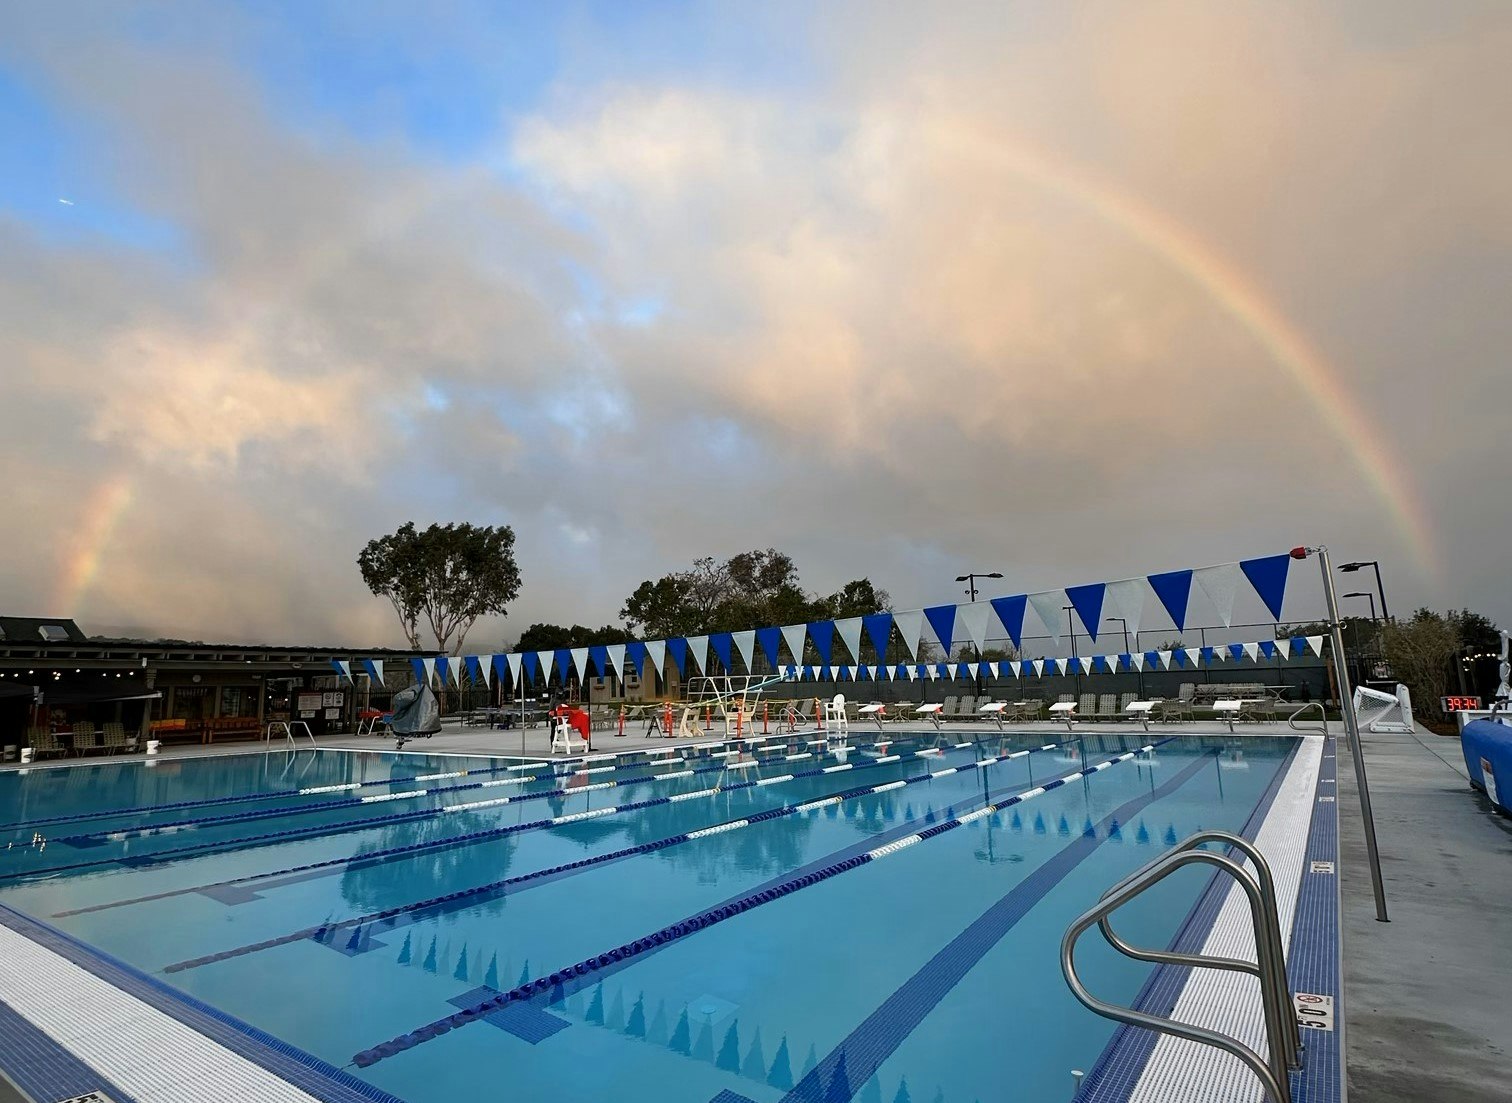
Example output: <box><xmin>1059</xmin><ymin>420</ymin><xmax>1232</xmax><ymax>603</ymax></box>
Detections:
<box><xmin>1071</xmin><ymin>736</ymin><xmax>1313</xmax><ymax>1102</ymax></box>
<box><xmin>0</xmin><ymin>995</ymin><xmax>141</xmax><ymax>1103</ymax></box>
<box><xmin>0</xmin><ymin>901</ymin><xmax>408</xmax><ymax>1103</ymax></box>
<box><xmin>770</xmin><ymin>749</ymin><xmax>1218</xmax><ymax>1103</ymax></box>
<box><xmin>162</xmin><ymin>738</ymin><xmax>1163</xmax><ymax>974</ymax></box>
<box><xmin>348</xmin><ymin>741</ymin><xmax>1170</xmax><ymax>1068</ymax></box>
<box><xmin>49</xmin><ymin>739</ymin><xmax>1014</xmax><ymax>915</ymax></box>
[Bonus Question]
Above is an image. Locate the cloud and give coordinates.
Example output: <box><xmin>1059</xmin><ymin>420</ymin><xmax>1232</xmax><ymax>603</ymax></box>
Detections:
<box><xmin>0</xmin><ymin>1</ymin><xmax>1509</xmax><ymax>645</ymax></box>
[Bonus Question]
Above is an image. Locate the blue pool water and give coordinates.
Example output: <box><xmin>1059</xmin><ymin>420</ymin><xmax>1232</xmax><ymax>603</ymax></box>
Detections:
<box><xmin>0</xmin><ymin>733</ymin><xmax>1298</xmax><ymax>1103</ymax></box>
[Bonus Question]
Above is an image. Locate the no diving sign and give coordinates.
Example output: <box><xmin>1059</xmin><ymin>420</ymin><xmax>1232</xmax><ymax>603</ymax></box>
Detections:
<box><xmin>1294</xmin><ymin>992</ymin><xmax>1335</xmax><ymax>1032</ymax></box>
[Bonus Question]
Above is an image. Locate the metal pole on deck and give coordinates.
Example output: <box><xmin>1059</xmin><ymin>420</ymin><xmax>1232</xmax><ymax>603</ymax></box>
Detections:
<box><xmin>1300</xmin><ymin>545</ymin><xmax>1389</xmax><ymax>921</ymax></box>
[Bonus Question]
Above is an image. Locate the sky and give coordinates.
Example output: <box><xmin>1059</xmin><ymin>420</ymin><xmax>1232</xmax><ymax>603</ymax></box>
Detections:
<box><xmin>1</xmin><ymin>1</ymin><xmax>1508</xmax><ymax>649</ymax></box>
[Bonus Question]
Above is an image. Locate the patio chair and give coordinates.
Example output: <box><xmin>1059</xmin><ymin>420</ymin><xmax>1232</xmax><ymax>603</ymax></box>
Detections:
<box><xmin>1095</xmin><ymin>694</ymin><xmax>1120</xmax><ymax>721</ymax></box>
<box><xmin>939</xmin><ymin>695</ymin><xmax>959</xmax><ymax>718</ymax></box>
<box><xmin>101</xmin><ymin>722</ymin><xmax>135</xmax><ymax>754</ymax></box>
<box><xmin>26</xmin><ymin>727</ymin><xmax>65</xmax><ymax>759</ymax></box>
<box><xmin>71</xmin><ymin>722</ymin><xmax>101</xmax><ymax>756</ymax></box>
<box><xmin>1078</xmin><ymin>693</ymin><xmax>1097</xmax><ymax>719</ymax></box>
<box><xmin>949</xmin><ymin>695</ymin><xmax>976</xmax><ymax>720</ymax></box>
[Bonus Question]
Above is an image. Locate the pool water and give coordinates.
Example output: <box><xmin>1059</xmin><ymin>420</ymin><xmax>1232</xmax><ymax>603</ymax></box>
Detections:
<box><xmin>0</xmin><ymin>733</ymin><xmax>1299</xmax><ymax>1103</ymax></box>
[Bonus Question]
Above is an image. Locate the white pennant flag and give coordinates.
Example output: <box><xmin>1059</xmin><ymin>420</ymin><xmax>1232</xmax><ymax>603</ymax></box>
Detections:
<box><xmin>1184</xmin><ymin>648</ymin><xmax>1202</xmax><ymax>668</ymax></box>
<box><xmin>833</xmin><ymin>617</ymin><xmax>864</xmax><ymax>665</ymax></box>
<box><xmin>570</xmin><ymin>647</ymin><xmax>590</xmax><ymax>681</ymax></box>
<box><xmin>957</xmin><ymin>601</ymin><xmax>993</xmax><ymax>654</ymax></box>
<box><xmin>1103</xmin><ymin>578</ymin><xmax>1147</xmax><ymax>645</ymax></box>
<box><xmin>781</xmin><ymin>624</ymin><xmax>808</xmax><ymax>666</ymax></box>
<box><xmin>892</xmin><ymin>609</ymin><xmax>925</xmax><ymax>661</ymax></box>
<box><xmin>1079</xmin><ymin>656</ymin><xmax>1093</xmax><ymax>675</ymax></box>
<box><xmin>644</xmin><ymin>640</ymin><xmax>666</xmax><ymax>682</ymax></box>
<box><xmin>732</xmin><ymin>631</ymin><xmax>756</xmax><ymax>672</ymax></box>
<box><xmin>1307</xmin><ymin>635</ymin><xmax>1324</xmax><ymax>657</ymax></box>
<box><xmin>926</xmin><ymin>665</ymin><xmax>939</xmax><ymax>680</ymax></box>
<box><xmin>1028</xmin><ymin>590</ymin><xmax>1068</xmax><ymax>646</ymax></box>
<box><xmin>364</xmin><ymin>658</ymin><xmax>385</xmax><ymax>686</ymax></box>
<box><xmin>885</xmin><ymin>664</ymin><xmax>897</xmax><ymax>681</ymax></box>
<box><xmin>849</xmin><ymin>665</ymin><xmax>860</xmax><ymax>681</ymax></box>
<box><xmin>332</xmin><ymin>659</ymin><xmax>352</xmax><ymax>682</ymax></box>
<box><xmin>1243</xmin><ymin>642</ymin><xmax>1260</xmax><ymax>663</ymax></box>
<box><xmin>1158</xmin><ymin>651</ymin><xmax>1172</xmax><ymax>670</ymax></box>
<box><xmin>1131</xmin><ymin>653</ymin><xmax>1146</xmax><ymax>672</ymax></box>
<box><xmin>1032</xmin><ymin>659</ymin><xmax>1045</xmax><ymax>677</ymax></box>
<box><xmin>1212</xmin><ymin>647</ymin><xmax>1228</xmax><ymax>663</ymax></box>
<box><xmin>685</xmin><ymin>636</ymin><xmax>709</xmax><ymax>674</ymax></box>
<box><xmin>605</xmin><ymin>643</ymin><xmax>625</xmax><ymax>678</ymax></box>
<box><xmin>476</xmin><ymin>657</ymin><xmax>491</xmax><ymax>688</ymax></box>
<box><xmin>1194</xmin><ymin>563</ymin><xmax>1242</xmax><ymax>628</ymax></box>
<box><xmin>1008</xmin><ymin>662</ymin><xmax>1020</xmax><ymax>678</ymax></box>
<box><xmin>536</xmin><ymin>650</ymin><xmax>555</xmax><ymax>684</ymax></box>
<box><xmin>906</xmin><ymin>666</ymin><xmax>919</xmax><ymax>681</ymax></box>
<box><xmin>507</xmin><ymin>654</ymin><xmax>523</xmax><ymax>688</ymax></box>
<box><xmin>420</xmin><ymin>656</ymin><xmax>437</xmax><ymax>686</ymax></box>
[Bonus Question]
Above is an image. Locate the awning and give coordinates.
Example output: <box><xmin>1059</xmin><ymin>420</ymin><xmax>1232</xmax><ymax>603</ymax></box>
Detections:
<box><xmin>41</xmin><ymin>687</ymin><xmax>163</xmax><ymax>707</ymax></box>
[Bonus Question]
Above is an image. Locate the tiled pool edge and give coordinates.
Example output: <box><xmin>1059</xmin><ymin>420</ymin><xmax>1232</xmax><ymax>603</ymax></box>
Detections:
<box><xmin>0</xmin><ymin>901</ymin><xmax>409</xmax><ymax>1103</ymax></box>
<box><xmin>1075</xmin><ymin>735</ymin><xmax>1334</xmax><ymax>1102</ymax></box>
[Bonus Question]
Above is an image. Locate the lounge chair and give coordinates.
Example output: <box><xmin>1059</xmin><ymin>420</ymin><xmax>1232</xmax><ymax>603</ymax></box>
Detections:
<box><xmin>71</xmin><ymin>722</ymin><xmax>101</xmax><ymax>756</ymax></box>
<box><xmin>26</xmin><ymin>727</ymin><xmax>65</xmax><ymax>759</ymax></box>
<box><xmin>1095</xmin><ymin>694</ymin><xmax>1120</xmax><ymax>722</ymax></box>
<box><xmin>101</xmin><ymin>722</ymin><xmax>136</xmax><ymax>754</ymax></box>
<box><xmin>1078</xmin><ymin>693</ymin><xmax>1097</xmax><ymax>719</ymax></box>
<box><xmin>948</xmin><ymin>695</ymin><xmax>976</xmax><ymax>721</ymax></box>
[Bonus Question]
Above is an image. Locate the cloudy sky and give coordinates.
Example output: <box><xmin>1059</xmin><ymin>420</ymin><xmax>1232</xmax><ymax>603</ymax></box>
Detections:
<box><xmin>1</xmin><ymin>1</ymin><xmax>1508</xmax><ymax>648</ymax></box>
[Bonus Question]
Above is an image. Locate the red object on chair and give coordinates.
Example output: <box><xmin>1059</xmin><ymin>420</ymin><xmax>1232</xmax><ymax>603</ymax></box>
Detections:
<box><xmin>568</xmin><ymin>707</ymin><xmax>591</xmax><ymax>749</ymax></box>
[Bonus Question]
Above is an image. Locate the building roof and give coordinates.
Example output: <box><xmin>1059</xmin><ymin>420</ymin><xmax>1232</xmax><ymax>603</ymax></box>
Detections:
<box><xmin>0</xmin><ymin>617</ymin><xmax>88</xmax><ymax>644</ymax></box>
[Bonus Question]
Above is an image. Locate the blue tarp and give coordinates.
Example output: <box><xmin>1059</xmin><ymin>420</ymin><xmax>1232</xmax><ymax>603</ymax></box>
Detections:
<box><xmin>1461</xmin><ymin>718</ymin><xmax>1512</xmax><ymax>816</ymax></box>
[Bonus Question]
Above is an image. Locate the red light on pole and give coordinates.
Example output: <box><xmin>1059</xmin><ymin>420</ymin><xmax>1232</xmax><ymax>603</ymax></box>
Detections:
<box><xmin>1290</xmin><ymin>546</ymin><xmax>1310</xmax><ymax>560</ymax></box>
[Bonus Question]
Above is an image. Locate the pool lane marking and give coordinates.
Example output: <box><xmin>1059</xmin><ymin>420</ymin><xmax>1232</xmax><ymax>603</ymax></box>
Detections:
<box><xmin>45</xmin><ymin>736</ymin><xmax>816</xmax><ymax>845</ymax></box>
<box><xmin>45</xmin><ymin>741</ymin><xmax>1028</xmax><ymax>912</ymax></box>
<box><xmin>160</xmin><ymin>741</ymin><xmax>1146</xmax><ymax>975</ymax></box>
<box><xmin>346</xmin><ymin>741</ymin><xmax>1168</xmax><ymax>1068</ymax></box>
<box><xmin>772</xmin><ymin>748</ymin><xmax>1216</xmax><ymax>1103</ymax></box>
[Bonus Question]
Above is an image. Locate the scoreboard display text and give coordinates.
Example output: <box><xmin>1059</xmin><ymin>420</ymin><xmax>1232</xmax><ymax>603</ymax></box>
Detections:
<box><xmin>1440</xmin><ymin>696</ymin><xmax>1481</xmax><ymax>712</ymax></box>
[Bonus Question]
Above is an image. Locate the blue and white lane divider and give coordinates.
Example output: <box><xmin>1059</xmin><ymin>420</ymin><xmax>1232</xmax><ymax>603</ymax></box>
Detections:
<box><xmin>348</xmin><ymin>741</ymin><xmax>1166</xmax><ymax>1069</ymax></box>
<box><xmin>14</xmin><ymin>739</ymin><xmax>985</xmax><ymax>884</ymax></box>
<box><xmin>50</xmin><ymin>740</ymin><xmax>1046</xmax><ymax>917</ymax></box>
<box><xmin>45</xmin><ymin>735</ymin><xmax>837</xmax><ymax>846</ymax></box>
<box><xmin>161</xmin><ymin>738</ymin><xmax>1153</xmax><ymax>975</ymax></box>
<box><xmin>0</xmin><ymin>729</ymin><xmax>816</xmax><ymax>835</ymax></box>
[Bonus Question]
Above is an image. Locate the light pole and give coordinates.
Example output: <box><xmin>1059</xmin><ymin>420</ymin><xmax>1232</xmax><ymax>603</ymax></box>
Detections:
<box><xmin>1064</xmin><ymin>604</ymin><xmax>1079</xmax><ymax>696</ymax></box>
<box><xmin>1339</xmin><ymin>560</ymin><xmax>1390</xmax><ymax>621</ymax></box>
<box><xmin>956</xmin><ymin>572</ymin><xmax>1002</xmax><ymax>696</ymax></box>
<box><xmin>1107</xmin><ymin>616</ymin><xmax>1140</xmax><ymax>696</ymax></box>
<box><xmin>1292</xmin><ymin>545</ymin><xmax>1389</xmax><ymax>922</ymax></box>
<box><xmin>1343</xmin><ymin>592</ymin><xmax>1377</xmax><ymax>621</ymax></box>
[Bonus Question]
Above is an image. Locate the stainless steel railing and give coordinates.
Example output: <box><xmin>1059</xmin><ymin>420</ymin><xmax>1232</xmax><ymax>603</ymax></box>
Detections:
<box><xmin>1061</xmin><ymin>831</ymin><xmax>1298</xmax><ymax>1102</ymax></box>
<box><xmin>1286</xmin><ymin>702</ymin><xmax>1328</xmax><ymax>736</ymax></box>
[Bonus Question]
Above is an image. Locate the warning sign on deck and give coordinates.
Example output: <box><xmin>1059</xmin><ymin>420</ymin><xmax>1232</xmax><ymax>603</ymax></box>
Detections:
<box><xmin>1294</xmin><ymin>992</ymin><xmax>1335</xmax><ymax>1032</ymax></box>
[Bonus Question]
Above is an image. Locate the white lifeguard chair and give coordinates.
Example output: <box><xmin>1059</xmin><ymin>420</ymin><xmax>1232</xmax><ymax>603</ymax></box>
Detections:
<box><xmin>550</xmin><ymin>715</ymin><xmax>587</xmax><ymax>755</ymax></box>
<box><xmin>822</xmin><ymin>694</ymin><xmax>850</xmax><ymax>742</ymax></box>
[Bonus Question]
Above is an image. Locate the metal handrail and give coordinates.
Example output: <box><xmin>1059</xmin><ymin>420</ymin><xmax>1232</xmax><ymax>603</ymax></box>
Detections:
<box><xmin>1062</xmin><ymin>847</ymin><xmax>1295</xmax><ymax>1102</ymax></box>
<box><xmin>1096</xmin><ymin>831</ymin><xmax>1300</xmax><ymax>1071</ymax></box>
<box><xmin>1287</xmin><ymin>702</ymin><xmax>1328</xmax><ymax>736</ymax></box>
<box><xmin>264</xmin><ymin>720</ymin><xmax>318</xmax><ymax>751</ymax></box>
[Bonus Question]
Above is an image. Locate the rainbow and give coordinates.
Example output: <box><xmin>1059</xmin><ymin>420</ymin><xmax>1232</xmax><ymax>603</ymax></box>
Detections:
<box><xmin>941</xmin><ymin>125</ymin><xmax>1439</xmax><ymax>576</ymax></box>
<box><xmin>53</xmin><ymin>472</ymin><xmax>135</xmax><ymax>615</ymax></box>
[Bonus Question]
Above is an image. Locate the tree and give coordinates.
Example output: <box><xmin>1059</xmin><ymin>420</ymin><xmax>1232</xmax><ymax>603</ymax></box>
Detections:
<box><xmin>513</xmin><ymin>623</ymin><xmax>624</xmax><ymax>652</ymax></box>
<box><xmin>1382</xmin><ymin>609</ymin><xmax>1462</xmax><ymax>720</ymax></box>
<box><xmin>358</xmin><ymin>522</ymin><xmax>521</xmax><ymax>653</ymax></box>
<box><xmin>620</xmin><ymin>575</ymin><xmax>698</xmax><ymax>639</ymax></box>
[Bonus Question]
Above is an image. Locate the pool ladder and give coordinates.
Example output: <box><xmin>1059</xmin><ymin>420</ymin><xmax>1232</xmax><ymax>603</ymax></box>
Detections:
<box><xmin>1061</xmin><ymin>831</ymin><xmax>1301</xmax><ymax>1103</ymax></box>
<box><xmin>1287</xmin><ymin>702</ymin><xmax>1329</xmax><ymax>736</ymax></box>
<box><xmin>264</xmin><ymin>720</ymin><xmax>317</xmax><ymax>750</ymax></box>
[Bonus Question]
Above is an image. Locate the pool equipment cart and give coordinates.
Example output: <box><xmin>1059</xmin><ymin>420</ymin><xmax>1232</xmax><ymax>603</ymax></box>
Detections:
<box><xmin>1063</xmin><ymin>831</ymin><xmax>1299</xmax><ymax>1103</ymax></box>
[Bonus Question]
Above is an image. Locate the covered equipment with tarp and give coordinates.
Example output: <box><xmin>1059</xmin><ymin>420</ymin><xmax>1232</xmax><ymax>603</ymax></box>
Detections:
<box><xmin>389</xmin><ymin>683</ymin><xmax>441</xmax><ymax>749</ymax></box>
<box><xmin>1461</xmin><ymin>718</ymin><xmax>1512</xmax><ymax>817</ymax></box>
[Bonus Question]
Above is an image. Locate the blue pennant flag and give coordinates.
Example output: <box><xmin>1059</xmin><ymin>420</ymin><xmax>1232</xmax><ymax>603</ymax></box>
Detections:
<box><xmin>956</xmin><ymin>662</ymin><xmax>972</xmax><ymax>680</ymax></box>
<box><xmin>1144</xmin><ymin>650</ymin><xmax>1161</xmax><ymax>669</ymax></box>
<box><xmin>1172</xmin><ymin>649</ymin><xmax>1188</xmax><ymax>668</ymax></box>
<box><xmin>862</xmin><ymin>613</ymin><xmax>894</xmax><ymax>661</ymax></box>
<box><xmin>1240</xmin><ymin>554</ymin><xmax>1292</xmax><ymax>620</ymax></box>
<box><xmin>410</xmin><ymin>657</ymin><xmax>426</xmax><ymax>684</ymax></box>
<box><xmin>806</xmin><ymin>620</ymin><xmax>835</xmax><ymax>666</ymax></box>
<box><xmin>1200</xmin><ymin>646</ymin><xmax>1215</xmax><ymax>666</ymax></box>
<box><xmin>895</xmin><ymin>664</ymin><xmax>909</xmax><ymax>680</ymax></box>
<box><xmin>666</xmin><ymin>638</ymin><xmax>688</xmax><ymax>678</ymax></box>
<box><xmin>1117</xmin><ymin>653</ymin><xmax>1132</xmax><ymax>672</ymax></box>
<box><xmin>710</xmin><ymin>632</ymin><xmax>733</xmax><ymax>672</ymax></box>
<box><xmin>1020</xmin><ymin>661</ymin><xmax>1034</xmax><ymax>677</ymax></box>
<box><xmin>1290</xmin><ymin>635</ymin><xmax>1307</xmax><ymax>656</ymax></box>
<box><xmin>1091</xmin><ymin>655</ymin><xmax>1109</xmax><ymax>674</ymax></box>
<box><xmin>935</xmin><ymin>662</ymin><xmax>951</xmax><ymax>680</ymax></box>
<box><xmin>588</xmin><ymin>645</ymin><xmax>609</xmax><ymax>678</ymax></box>
<box><xmin>1147</xmin><ymin>570</ymin><xmax>1194</xmax><ymax>630</ymax></box>
<box><xmin>1229</xmin><ymin>643</ymin><xmax>1247</xmax><ymax>662</ymax></box>
<box><xmin>553</xmin><ymin>649</ymin><xmax>573</xmax><ymax>683</ymax></box>
<box><xmin>1259</xmin><ymin>640</ymin><xmax>1278</xmax><ymax>660</ymax></box>
<box><xmin>492</xmin><ymin>653</ymin><xmax>511</xmax><ymax>686</ymax></box>
<box><xmin>465</xmin><ymin>655</ymin><xmax>483</xmax><ymax>682</ymax></box>
<box><xmin>1066</xmin><ymin>583</ymin><xmax>1107</xmax><ymax>642</ymax></box>
<box><xmin>755</xmin><ymin>627</ymin><xmax>782</xmax><ymax>669</ymax></box>
<box><xmin>625</xmin><ymin>641</ymin><xmax>648</xmax><ymax>678</ymax></box>
<box><xmin>522</xmin><ymin>652</ymin><xmax>539</xmax><ymax>684</ymax></box>
<box><xmin>924</xmin><ymin>605</ymin><xmax>957</xmax><ymax>653</ymax></box>
<box><xmin>435</xmin><ymin>655</ymin><xmax>450</xmax><ymax>685</ymax></box>
<box><xmin>991</xmin><ymin>595</ymin><xmax>1028</xmax><ymax>648</ymax></box>
<box><xmin>1043</xmin><ymin>658</ymin><xmax>1059</xmax><ymax>676</ymax></box>
<box><xmin>856</xmin><ymin>664</ymin><xmax>871</xmax><ymax>681</ymax></box>
<box><xmin>978</xmin><ymin>661</ymin><xmax>994</xmax><ymax>680</ymax></box>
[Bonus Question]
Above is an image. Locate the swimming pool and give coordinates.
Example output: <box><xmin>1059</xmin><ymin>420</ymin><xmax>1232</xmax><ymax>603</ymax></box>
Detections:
<box><xmin>0</xmin><ymin>732</ymin><xmax>1324</xmax><ymax>1102</ymax></box>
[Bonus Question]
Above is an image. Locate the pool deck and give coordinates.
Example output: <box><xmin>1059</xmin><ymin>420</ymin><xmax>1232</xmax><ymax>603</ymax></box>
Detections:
<box><xmin>1</xmin><ymin>718</ymin><xmax>1509</xmax><ymax>1101</ymax></box>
